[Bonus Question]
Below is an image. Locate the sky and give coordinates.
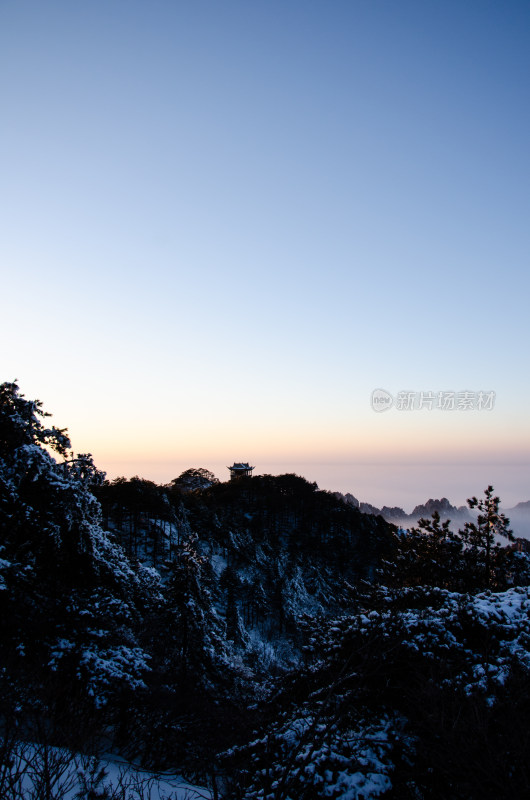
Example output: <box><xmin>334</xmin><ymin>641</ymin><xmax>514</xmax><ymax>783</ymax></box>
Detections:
<box><xmin>1</xmin><ymin>0</ymin><xmax>529</xmax><ymax>509</ymax></box>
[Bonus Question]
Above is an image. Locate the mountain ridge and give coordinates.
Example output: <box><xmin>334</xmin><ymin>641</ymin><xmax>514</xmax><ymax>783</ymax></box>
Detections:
<box><xmin>335</xmin><ymin>492</ymin><xmax>530</xmax><ymax>538</ymax></box>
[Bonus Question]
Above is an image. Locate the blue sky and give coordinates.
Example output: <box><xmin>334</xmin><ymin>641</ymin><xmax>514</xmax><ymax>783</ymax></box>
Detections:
<box><xmin>1</xmin><ymin>1</ymin><xmax>529</xmax><ymax>507</ymax></box>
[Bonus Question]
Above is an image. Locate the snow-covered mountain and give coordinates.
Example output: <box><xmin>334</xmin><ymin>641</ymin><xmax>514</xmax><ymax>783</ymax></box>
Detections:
<box><xmin>2</xmin><ymin>381</ymin><xmax>530</xmax><ymax>800</ymax></box>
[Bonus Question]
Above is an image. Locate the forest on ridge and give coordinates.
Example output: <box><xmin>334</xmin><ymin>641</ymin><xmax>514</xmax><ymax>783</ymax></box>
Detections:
<box><xmin>1</xmin><ymin>381</ymin><xmax>529</xmax><ymax>799</ymax></box>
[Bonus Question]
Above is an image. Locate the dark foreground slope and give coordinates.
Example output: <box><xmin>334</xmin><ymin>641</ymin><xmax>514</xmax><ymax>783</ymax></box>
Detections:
<box><xmin>2</xmin><ymin>382</ymin><xmax>530</xmax><ymax>799</ymax></box>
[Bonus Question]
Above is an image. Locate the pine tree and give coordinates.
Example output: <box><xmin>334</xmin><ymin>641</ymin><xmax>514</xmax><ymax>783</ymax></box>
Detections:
<box><xmin>460</xmin><ymin>485</ymin><xmax>514</xmax><ymax>589</ymax></box>
<box><xmin>380</xmin><ymin>511</ymin><xmax>463</xmax><ymax>589</ymax></box>
<box><xmin>0</xmin><ymin>382</ymin><xmax>153</xmax><ymax>746</ymax></box>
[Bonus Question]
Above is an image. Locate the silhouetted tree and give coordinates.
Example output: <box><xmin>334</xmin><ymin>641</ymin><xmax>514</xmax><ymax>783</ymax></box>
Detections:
<box><xmin>461</xmin><ymin>485</ymin><xmax>514</xmax><ymax>589</ymax></box>
<box><xmin>171</xmin><ymin>468</ymin><xmax>219</xmax><ymax>492</ymax></box>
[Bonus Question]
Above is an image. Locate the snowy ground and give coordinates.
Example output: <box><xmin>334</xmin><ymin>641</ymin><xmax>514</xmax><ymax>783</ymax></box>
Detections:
<box><xmin>95</xmin><ymin>757</ymin><xmax>212</xmax><ymax>800</ymax></box>
<box><xmin>5</xmin><ymin>743</ymin><xmax>212</xmax><ymax>800</ymax></box>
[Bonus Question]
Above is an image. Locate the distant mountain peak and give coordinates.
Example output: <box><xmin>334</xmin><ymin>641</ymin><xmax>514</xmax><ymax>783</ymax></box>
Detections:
<box><xmin>411</xmin><ymin>497</ymin><xmax>457</xmax><ymax>517</ymax></box>
<box><xmin>333</xmin><ymin>491</ymin><xmax>360</xmax><ymax>509</ymax></box>
<box><xmin>354</xmin><ymin>496</ymin><xmax>472</xmax><ymax>526</ymax></box>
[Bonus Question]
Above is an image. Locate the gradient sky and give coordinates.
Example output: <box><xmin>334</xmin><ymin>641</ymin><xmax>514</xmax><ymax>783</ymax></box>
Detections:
<box><xmin>1</xmin><ymin>0</ymin><xmax>529</xmax><ymax>508</ymax></box>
